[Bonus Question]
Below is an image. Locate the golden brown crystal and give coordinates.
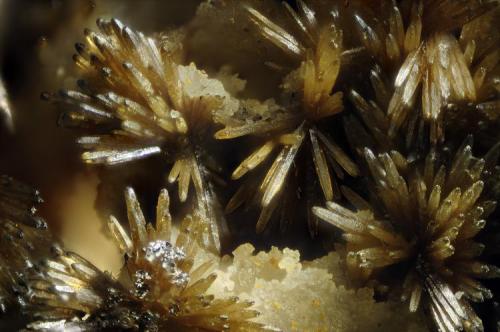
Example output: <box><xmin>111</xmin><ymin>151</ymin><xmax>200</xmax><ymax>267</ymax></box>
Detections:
<box><xmin>26</xmin><ymin>187</ymin><xmax>275</xmax><ymax>331</ymax></box>
<box><xmin>314</xmin><ymin>139</ymin><xmax>500</xmax><ymax>331</ymax></box>
<box><xmin>348</xmin><ymin>0</ymin><xmax>498</xmax><ymax>146</ymax></box>
<box><xmin>216</xmin><ymin>1</ymin><xmax>359</xmax><ymax>234</ymax></box>
<box><xmin>44</xmin><ymin>18</ymin><xmax>237</xmax><ymax>253</ymax></box>
<box><xmin>0</xmin><ymin>1</ymin><xmax>499</xmax><ymax>331</ymax></box>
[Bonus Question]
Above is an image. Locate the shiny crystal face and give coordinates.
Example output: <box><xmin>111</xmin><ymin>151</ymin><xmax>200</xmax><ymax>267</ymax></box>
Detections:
<box><xmin>141</xmin><ymin>240</ymin><xmax>190</xmax><ymax>288</ymax></box>
<box><xmin>133</xmin><ymin>270</ymin><xmax>152</xmax><ymax>299</ymax></box>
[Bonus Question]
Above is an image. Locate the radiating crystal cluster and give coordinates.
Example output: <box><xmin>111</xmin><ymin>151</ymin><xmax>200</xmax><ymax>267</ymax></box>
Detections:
<box><xmin>314</xmin><ymin>139</ymin><xmax>500</xmax><ymax>331</ymax></box>
<box><xmin>215</xmin><ymin>1</ymin><xmax>359</xmax><ymax>234</ymax></box>
<box><xmin>0</xmin><ymin>0</ymin><xmax>499</xmax><ymax>331</ymax></box>
<box><xmin>0</xmin><ymin>176</ymin><xmax>429</xmax><ymax>331</ymax></box>
<box><xmin>347</xmin><ymin>0</ymin><xmax>499</xmax><ymax>148</ymax></box>
<box><xmin>44</xmin><ymin>18</ymin><xmax>235</xmax><ymax>253</ymax></box>
<box><xmin>24</xmin><ymin>187</ymin><xmax>275</xmax><ymax>331</ymax></box>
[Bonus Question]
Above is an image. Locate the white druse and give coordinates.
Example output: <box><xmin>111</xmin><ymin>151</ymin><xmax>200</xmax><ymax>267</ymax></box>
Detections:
<box><xmin>209</xmin><ymin>244</ymin><xmax>428</xmax><ymax>332</ymax></box>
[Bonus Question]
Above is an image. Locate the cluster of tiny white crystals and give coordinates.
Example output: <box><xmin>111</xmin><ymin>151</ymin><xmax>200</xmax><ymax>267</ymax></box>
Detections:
<box><xmin>205</xmin><ymin>244</ymin><xmax>428</xmax><ymax>332</ymax></box>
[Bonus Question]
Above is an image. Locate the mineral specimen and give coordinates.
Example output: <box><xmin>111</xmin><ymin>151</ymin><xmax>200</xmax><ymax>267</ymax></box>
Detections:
<box><xmin>446</xmin><ymin>7</ymin><xmax>500</xmax><ymax>150</ymax></box>
<box><xmin>347</xmin><ymin>0</ymin><xmax>499</xmax><ymax>148</ymax></box>
<box><xmin>313</xmin><ymin>139</ymin><xmax>500</xmax><ymax>331</ymax></box>
<box><xmin>12</xmin><ymin>181</ymin><xmax>428</xmax><ymax>332</ymax></box>
<box><xmin>1</xmin><ymin>0</ymin><xmax>499</xmax><ymax>331</ymax></box>
<box><xmin>25</xmin><ymin>187</ymin><xmax>275</xmax><ymax>331</ymax></box>
<box><xmin>216</xmin><ymin>1</ymin><xmax>359</xmax><ymax>234</ymax></box>
<box><xmin>43</xmin><ymin>18</ymin><xmax>235</xmax><ymax>253</ymax></box>
<box><xmin>209</xmin><ymin>243</ymin><xmax>427</xmax><ymax>332</ymax></box>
